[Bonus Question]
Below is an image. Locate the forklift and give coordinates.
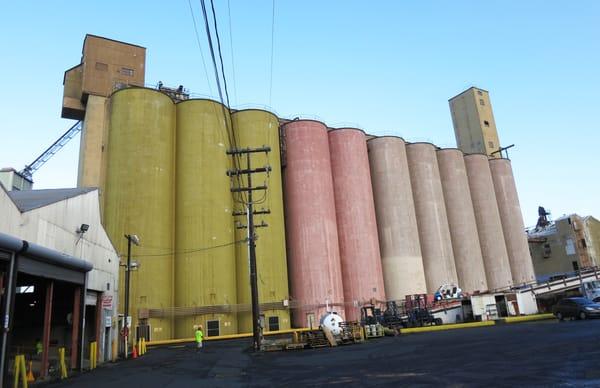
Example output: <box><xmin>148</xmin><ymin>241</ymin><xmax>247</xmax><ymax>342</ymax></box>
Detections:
<box><xmin>403</xmin><ymin>294</ymin><xmax>443</xmax><ymax>327</ymax></box>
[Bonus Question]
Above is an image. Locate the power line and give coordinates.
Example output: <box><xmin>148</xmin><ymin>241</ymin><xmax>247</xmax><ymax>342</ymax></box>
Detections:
<box><xmin>227</xmin><ymin>0</ymin><xmax>237</xmax><ymax>106</ymax></box>
<box><xmin>199</xmin><ymin>0</ymin><xmax>247</xmax><ymax>204</ymax></box>
<box><xmin>268</xmin><ymin>0</ymin><xmax>276</xmax><ymax>107</ymax></box>
<box><xmin>200</xmin><ymin>0</ymin><xmax>226</xmax><ymax>108</ymax></box>
<box><xmin>129</xmin><ymin>239</ymin><xmax>247</xmax><ymax>258</ymax></box>
<box><xmin>187</xmin><ymin>0</ymin><xmax>214</xmax><ymax>96</ymax></box>
<box><xmin>209</xmin><ymin>0</ymin><xmax>231</xmax><ymax>109</ymax></box>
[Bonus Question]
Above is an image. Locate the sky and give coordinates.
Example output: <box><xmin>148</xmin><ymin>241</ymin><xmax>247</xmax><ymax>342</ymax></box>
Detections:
<box><xmin>0</xmin><ymin>1</ymin><xmax>598</xmax><ymax>226</ymax></box>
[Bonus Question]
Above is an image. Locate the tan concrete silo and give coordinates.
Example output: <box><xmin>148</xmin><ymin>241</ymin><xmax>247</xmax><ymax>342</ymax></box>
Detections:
<box><xmin>103</xmin><ymin>88</ymin><xmax>175</xmax><ymax>340</ymax></box>
<box><xmin>489</xmin><ymin>158</ymin><xmax>536</xmax><ymax>286</ymax></box>
<box><xmin>231</xmin><ymin>110</ymin><xmax>290</xmax><ymax>333</ymax></box>
<box><xmin>464</xmin><ymin>154</ymin><xmax>513</xmax><ymax>290</ymax></box>
<box><xmin>367</xmin><ymin>137</ymin><xmax>427</xmax><ymax>300</ymax></box>
<box><xmin>437</xmin><ymin>149</ymin><xmax>487</xmax><ymax>293</ymax></box>
<box><xmin>175</xmin><ymin>99</ymin><xmax>237</xmax><ymax>338</ymax></box>
<box><xmin>406</xmin><ymin>143</ymin><xmax>458</xmax><ymax>293</ymax></box>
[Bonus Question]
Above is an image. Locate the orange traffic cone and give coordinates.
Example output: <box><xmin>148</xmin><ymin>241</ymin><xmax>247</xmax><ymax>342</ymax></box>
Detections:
<box><xmin>132</xmin><ymin>345</ymin><xmax>138</xmax><ymax>359</ymax></box>
<box><xmin>26</xmin><ymin>361</ymin><xmax>35</xmax><ymax>382</ymax></box>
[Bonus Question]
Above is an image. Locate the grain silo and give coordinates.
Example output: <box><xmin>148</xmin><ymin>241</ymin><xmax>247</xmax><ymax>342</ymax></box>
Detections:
<box><xmin>437</xmin><ymin>148</ymin><xmax>487</xmax><ymax>293</ymax></box>
<box><xmin>329</xmin><ymin>128</ymin><xmax>386</xmax><ymax>322</ymax></box>
<box><xmin>231</xmin><ymin>109</ymin><xmax>290</xmax><ymax>333</ymax></box>
<box><xmin>406</xmin><ymin>142</ymin><xmax>458</xmax><ymax>293</ymax></box>
<box><xmin>103</xmin><ymin>88</ymin><xmax>175</xmax><ymax>340</ymax></box>
<box><xmin>489</xmin><ymin>158</ymin><xmax>536</xmax><ymax>286</ymax></box>
<box><xmin>464</xmin><ymin>154</ymin><xmax>513</xmax><ymax>290</ymax></box>
<box><xmin>367</xmin><ymin>136</ymin><xmax>427</xmax><ymax>300</ymax></box>
<box><xmin>174</xmin><ymin>99</ymin><xmax>237</xmax><ymax>338</ymax></box>
<box><xmin>283</xmin><ymin>120</ymin><xmax>345</xmax><ymax>328</ymax></box>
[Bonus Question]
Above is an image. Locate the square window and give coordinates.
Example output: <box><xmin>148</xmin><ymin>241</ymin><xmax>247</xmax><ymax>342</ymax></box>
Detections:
<box><xmin>543</xmin><ymin>243</ymin><xmax>551</xmax><ymax>258</ymax></box>
<box><xmin>484</xmin><ymin>120</ymin><xmax>490</xmax><ymax>127</ymax></box>
<box><xmin>206</xmin><ymin>320</ymin><xmax>219</xmax><ymax>337</ymax></box>
<box><xmin>479</xmin><ymin>99</ymin><xmax>485</xmax><ymax>106</ymax></box>
<box><xmin>121</xmin><ymin>67</ymin><xmax>135</xmax><ymax>77</ymax></box>
<box><xmin>488</xmin><ymin>141</ymin><xmax>495</xmax><ymax>149</ymax></box>
<box><xmin>268</xmin><ymin>316</ymin><xmax>280</xmax><ymax>331</ymax></box>
<box><xmin>95</xmin><ymin>62</ymin><xmax>108</xmax><ymax>71</ymax></box>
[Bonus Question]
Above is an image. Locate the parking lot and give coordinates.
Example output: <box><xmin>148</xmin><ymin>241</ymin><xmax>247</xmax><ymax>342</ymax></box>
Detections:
<box><xmin>47</xmin><ymin>319</ymin><xmax>600</xmax><ymax>387</ymax></box>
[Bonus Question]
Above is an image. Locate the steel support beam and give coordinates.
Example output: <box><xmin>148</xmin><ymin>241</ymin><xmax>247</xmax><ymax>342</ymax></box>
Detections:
<box><xmin>70</xmin><ymin>286</ymin><xmax>81</xmax><ymax>369</ymax></box>
<box><xmin>41</xmin><ymin>280</ymin><xmax>54</xmax><ymax>378</ymax></box>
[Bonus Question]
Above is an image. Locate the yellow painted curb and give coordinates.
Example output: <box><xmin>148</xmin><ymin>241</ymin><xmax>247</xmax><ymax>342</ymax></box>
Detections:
<box><xmin>400</xmin><ymin>320</ymin><xmax>495</xmax><ymax>334</ymax></box>
<box><xmin>147</xmin><ymin>327</ymin><xmax>312</xmax><ymax>347</ymax></box>
<box><xmin>503</xmin><ymin>313</ymin><xmax>555</xmax><ymax>323</ymax></box>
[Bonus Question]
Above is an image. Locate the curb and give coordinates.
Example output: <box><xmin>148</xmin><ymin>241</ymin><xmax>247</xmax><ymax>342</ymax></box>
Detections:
<box><xmin>399</xmin><ymin>314</ymin><xmax>556</xmax><ymax>334</ymax></box>
<box><xmin>400</xmin><ymin>320</ymin><xmax>495</xmax><ymax>334</ymax></box>
<box><xmin>502</xmin><ymin>313</ymin><xmax>555</xmax><ymax>324</ymax></box>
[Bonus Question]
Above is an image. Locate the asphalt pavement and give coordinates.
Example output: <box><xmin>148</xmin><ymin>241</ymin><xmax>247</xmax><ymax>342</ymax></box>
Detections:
<box><xmin>44</xmin><ymin>319</ymin><xmax>600</xmax><ymax>387</ymax></box>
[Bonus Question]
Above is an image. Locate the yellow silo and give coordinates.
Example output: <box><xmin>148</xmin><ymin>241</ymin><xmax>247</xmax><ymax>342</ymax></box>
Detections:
<box><xmin>174</xmin><ymin>99</ymin><xmax>238</xmax><ymax>338</ymax></box>
<box><xmin>231</xmin><ymin>110</ymin><xmax>290</xmax><ymax>333</ymax></box>
<box><xmin>103</xmin><ymin>88</ymin><xmax>175</xmax><ymax>340</ymax></box>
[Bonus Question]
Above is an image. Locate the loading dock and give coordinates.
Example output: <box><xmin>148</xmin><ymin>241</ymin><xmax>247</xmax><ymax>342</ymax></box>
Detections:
<box><xmin>1</xmin><ymin>232</ymin><xmax>92</xmax><ymax>385</ymax></box>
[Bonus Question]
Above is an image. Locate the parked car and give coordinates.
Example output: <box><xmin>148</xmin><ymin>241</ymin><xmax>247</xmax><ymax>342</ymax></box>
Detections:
<box><xmin>552</xmin><ymin>297</ymin><xmax>600</xmax><ymax>320</ymax></box>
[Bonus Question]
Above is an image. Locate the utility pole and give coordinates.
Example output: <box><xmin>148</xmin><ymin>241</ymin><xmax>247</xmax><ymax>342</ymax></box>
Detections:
<box><xmin>122</xmin><ymin>234</ymin><xmax>139</xmax><ymax>358</ymax></box>
<box><xmin>227</xmin><ymin>146</ymin><xmax>271</xmax><ymax>351</ymax></box>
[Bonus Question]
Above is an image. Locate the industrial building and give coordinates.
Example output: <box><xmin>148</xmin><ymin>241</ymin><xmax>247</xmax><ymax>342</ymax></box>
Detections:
<box><xmin>528</xmin><ymin>214</ymin><xmax>600</xmax><ymax>279</ymax></box>
<box><xmin>0</xmin><ymin>168</ymin><xmax>33</xmax><ymax>191</ymax></box>
<box><xmin>0</xmin><ymin>183</ymin><xmax>120</xmax><ymax>381</ymax></box>
<box><xmin>0</xmin><ymin>34</ymin><xmax>537</xmax><ymax>348</ymax></box>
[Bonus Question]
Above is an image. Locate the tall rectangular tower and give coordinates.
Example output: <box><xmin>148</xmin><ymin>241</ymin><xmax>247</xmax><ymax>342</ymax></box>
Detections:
<box><xmin>449</xmin><ymin>87</ymin><xmax>501</xmax><ymax>157</ymax></box>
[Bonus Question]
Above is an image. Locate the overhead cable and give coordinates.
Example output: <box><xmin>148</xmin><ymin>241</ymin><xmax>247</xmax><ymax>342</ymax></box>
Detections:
<box><xmin>187</xmin><ymin>0</ymin><xmax>214</xmax><ymax>96</ymax></box>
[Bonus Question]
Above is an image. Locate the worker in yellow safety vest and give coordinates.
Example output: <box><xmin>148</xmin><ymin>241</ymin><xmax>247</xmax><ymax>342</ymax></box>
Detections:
<box><xmin>195</xmin><ymin>325</ymin><xmax>204</xmax><ymax>352</ymax></box>
<box><xmin>35</xmin><ymin>338</ymin><xmax>43</xmax><ymax>356</ymax></box>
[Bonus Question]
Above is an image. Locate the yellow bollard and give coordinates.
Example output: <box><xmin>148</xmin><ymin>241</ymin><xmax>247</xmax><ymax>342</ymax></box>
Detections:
<box><xmin>89</xmin><ymin>341</ymin><xmax>97</xmax><ymax>370</ymax></box>
<box><xmin>58</xmin><ymin>347</ymin><xmax>68</xmax><ymax>379</ymax></box>
<box><xmin>93</xmin><ymin>342</ymin><xmax>97</xmax><ymax>369</ymax></box>
<box><xmin>142</xmin><ymin>338</ymin><xmax>147</xmax><ymax>355</ymax></box>
<box><xmin>13</xmin><ymin>354</ymin><xmax>28</xmax><ymax>388</ymax></box>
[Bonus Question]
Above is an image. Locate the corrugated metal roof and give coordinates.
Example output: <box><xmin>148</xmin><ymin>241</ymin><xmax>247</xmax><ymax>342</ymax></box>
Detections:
<box><xmin>8</xmin><ymin>187</ymin><xmax>96</xmax><ymax>212</ymax></box>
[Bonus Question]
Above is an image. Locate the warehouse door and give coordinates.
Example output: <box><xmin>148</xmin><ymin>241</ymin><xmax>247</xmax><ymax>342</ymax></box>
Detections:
<box><xmin>495</xmin><ymin>295</ymin><xmax>508</xmax><ymax>317</ymax></box>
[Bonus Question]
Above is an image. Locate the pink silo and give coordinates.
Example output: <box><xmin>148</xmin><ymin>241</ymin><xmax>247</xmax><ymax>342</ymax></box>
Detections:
<box><xmin>283</xmin><ymin>120</ymin><xmax>345</xmax><ymax>328</ymax></box>
<box><xmin>329</xmin><ymin>128</ymin><xmax>386</xmax><ymax>322</ymax></box>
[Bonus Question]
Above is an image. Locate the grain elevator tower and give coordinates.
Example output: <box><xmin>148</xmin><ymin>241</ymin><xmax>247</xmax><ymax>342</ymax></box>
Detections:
<box><xmin>449</xmin><ymin>87</ymin><xmax>501</xmax><ymax>158</ymax></box>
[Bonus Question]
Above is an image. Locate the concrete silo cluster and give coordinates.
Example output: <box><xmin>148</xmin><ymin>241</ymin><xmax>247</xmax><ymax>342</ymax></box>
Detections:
<box><xmin>67</xmin><ymin>36</ymin><xmax>536</xmax><ymax>340</ymax></box>
<box><xmin>94</xmin><ymin>90</ymin><xmax>536</xmax><ymax>339</ymax></box>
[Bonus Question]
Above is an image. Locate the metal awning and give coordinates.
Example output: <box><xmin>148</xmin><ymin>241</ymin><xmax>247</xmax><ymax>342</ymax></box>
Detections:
<box><xmin>0</xmin><ymin>232</ymin><xmax>92</xmax><ymax>284</ymax></box>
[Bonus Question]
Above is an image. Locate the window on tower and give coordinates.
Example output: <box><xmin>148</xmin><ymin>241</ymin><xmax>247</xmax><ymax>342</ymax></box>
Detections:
<box><xmin>484</xmin><ymin>120</ymin><xmax>490</xmax><ymax>127</ymax></box>
<box><xmin>479</xmin><ymin>99</ymin><xmax>485</xmax><ymax>106</ymax></box>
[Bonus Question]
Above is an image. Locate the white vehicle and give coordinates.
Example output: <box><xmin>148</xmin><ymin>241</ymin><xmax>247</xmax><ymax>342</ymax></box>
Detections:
<box><xmin>581</xmin><ymin>280</ymin><xmax>600</xmax><ymax>301</ymax></box>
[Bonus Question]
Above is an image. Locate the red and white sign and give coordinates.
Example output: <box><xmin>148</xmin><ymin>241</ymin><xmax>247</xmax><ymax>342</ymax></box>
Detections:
<box><xmin>101</xmin><ymin>295</ymin><xmax>113</xmax><ymax>309</ymax></box>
